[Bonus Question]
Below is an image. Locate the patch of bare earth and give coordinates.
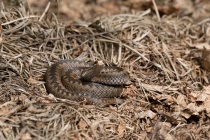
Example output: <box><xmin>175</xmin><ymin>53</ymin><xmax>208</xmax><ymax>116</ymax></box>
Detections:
<box><xmin>1</xmin><ymin>0</ymin><xmax>210</xmax><ymax>139</ymax></box>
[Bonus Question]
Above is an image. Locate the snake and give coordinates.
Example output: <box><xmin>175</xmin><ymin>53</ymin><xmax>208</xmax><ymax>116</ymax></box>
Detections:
<box><xmin>45</xmin><ymin>60</ymin><xmax>130</xmax><ymax>105</ymax></box>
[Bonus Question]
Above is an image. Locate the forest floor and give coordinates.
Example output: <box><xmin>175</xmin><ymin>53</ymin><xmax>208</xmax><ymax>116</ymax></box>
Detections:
<box><xmin>1</xmin><ymin>0</ymin><xmax>210</xmax><ymax>139</ymax></box>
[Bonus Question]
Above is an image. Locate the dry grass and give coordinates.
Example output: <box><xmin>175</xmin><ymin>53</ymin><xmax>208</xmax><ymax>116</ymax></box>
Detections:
<box><xmin>1</xmin><ymin>2</ymin><xmax>210</xmax><ymax>140</ymax></box>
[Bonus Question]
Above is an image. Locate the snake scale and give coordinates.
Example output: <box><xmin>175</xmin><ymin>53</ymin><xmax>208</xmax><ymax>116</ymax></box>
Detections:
<box><xmin>45</xmin><ymin>60</ymin><xmax>130</xmax><ymax>105</ymax></box>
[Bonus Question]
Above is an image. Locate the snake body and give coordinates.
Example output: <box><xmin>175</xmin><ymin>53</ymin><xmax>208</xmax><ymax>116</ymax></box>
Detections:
<box><xmin>45</xmin><ymin>60</ymin><xmax>129</xmax><ymax>105</ymax></box>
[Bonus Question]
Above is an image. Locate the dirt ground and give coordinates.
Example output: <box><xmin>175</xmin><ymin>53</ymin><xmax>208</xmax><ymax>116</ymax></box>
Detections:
<box><xmin>1</xmin><ymin>0</ymin><xmax>210</xmax><ymax>139</ymax></box>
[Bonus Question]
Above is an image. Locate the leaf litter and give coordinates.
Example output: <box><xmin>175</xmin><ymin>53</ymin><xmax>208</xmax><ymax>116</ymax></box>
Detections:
<box><xmin>1</xmin><ymin>1</ymin><xmax>210</xmax><ymax>139</ymax></box>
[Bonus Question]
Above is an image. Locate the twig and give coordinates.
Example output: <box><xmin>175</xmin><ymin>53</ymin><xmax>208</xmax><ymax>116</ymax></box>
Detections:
<box><xmin>2</xmin><ymin>15</ymin><xmax>39</xmax><ymax>25</ymax></box>
<box><xmin>39</xmin><ymin>2</ymin><xmax>51</xmax><ymax>21</ymax></box>
<box><xmin>152</xmin><ymin>0</ymin><xmax>161</xmax><ymax>22</ymax></box>
<box><xmin>151</xmin><ymin>115</ymin><xmax>162</xmax><ymax>140</ymax></box>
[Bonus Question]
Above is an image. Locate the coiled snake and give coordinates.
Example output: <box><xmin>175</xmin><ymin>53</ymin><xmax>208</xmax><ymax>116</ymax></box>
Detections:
<box><xmin>45</xmin><ymin>60</ymin><xmax>130</xmax><ymax>105</ymax></box>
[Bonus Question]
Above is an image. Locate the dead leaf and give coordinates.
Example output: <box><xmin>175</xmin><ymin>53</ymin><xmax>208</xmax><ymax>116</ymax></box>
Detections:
<box><xmin>181</xmin><ymin>103</ymin><xmax>203</xmax><ymax>119</ymax></box>
<box><xmin>203</xmin><ymin>85</ymin><xmax>210</xmax><ymax>95</ymax></box>
<box><xmin>162</xmin><ymin>95</ymin><xmax>174</xmax><ymax>105</ymax></box>
<box><xmin>164</xmin><ymin>133</ymin><xmax>174</xmax><ymax>140</ymax></box>
<box><xmin>78</xmin><ymin>119</ymin><xmax>88</xmax><ymax>129</ymax></box>
<box><xmin>188</xmin><ymin>91</ymin><xmax>199</xmax><ymax>102</ymax></box>
<box><xmin>181</xmin><ymin>110</ymin><xmax>191</xmax><ymax>119</ymax></box>
<box><xmin>176</xmin><ymin>94</ymin><xmax>187</xmax><ymax>108</ymax></box>
<box><xmin>158</xmin><ymin>122</ymin><xmax>172</xmax><ymax>139</ymax></box>
<box><xmin>141</xmin><ymin>83</ymin><xmax>164</xmax><ymax>92</ymax></box>
<box><xmin>118</xmin><ymin>123</ymin><xmax>125</xmax><ymax>138</ymax></box>
<box><xmin>196</xmin><ymin>92</ymin><xmax>208</xmax><ymax>102</ymax></box>
<box><xmin>20</xmin><ymin>132</ymin><xmax>32</xmax><ymax>140</ymax></box>
<box><xmin>0</xmin><ymin>105</ymin><xmax>10</xmax><ymax>116</ymax></box>
<box><xmin>139</xmin><ymin>131</ymin><xmax>148</xmax><ymax>139</ymax></box>
<box><xmin>139</xmin><ymin>110</ymin><xmax>157</xmax><ymax>119</ymax></box>
<box><xmin>205</xmin><ymin>128</ymin><xmax>210</xmax><ymax>138</ymax></box>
